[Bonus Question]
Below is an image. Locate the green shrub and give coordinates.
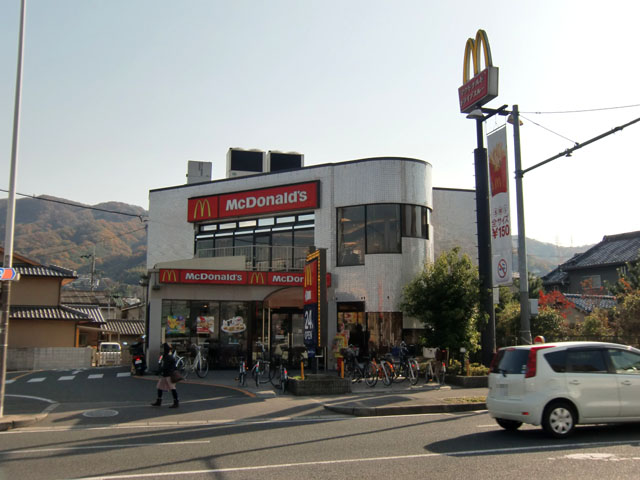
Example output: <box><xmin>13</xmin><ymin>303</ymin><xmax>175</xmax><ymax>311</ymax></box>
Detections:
<box><xmin>447</xmin><ymin>359</ymin><xmax>462</xmax><ymax>376</ymax></box>
<box><xmin>468</xmin><ymin>363</ymin><xmax>489</xmax><ymax>376</ymax></box>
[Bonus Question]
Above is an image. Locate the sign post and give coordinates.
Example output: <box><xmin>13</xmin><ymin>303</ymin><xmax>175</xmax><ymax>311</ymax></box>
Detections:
<box><xmin>303</xmin><ymin>248</ymin><xmax>326</xmax><ymax>374</ymax></box>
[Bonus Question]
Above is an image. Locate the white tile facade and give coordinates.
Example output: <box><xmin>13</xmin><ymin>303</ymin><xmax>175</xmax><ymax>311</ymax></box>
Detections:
<box><xmin>146</xmin><ymin>157</ymin><xmax>481</xmax><ymax>361</ymax></box>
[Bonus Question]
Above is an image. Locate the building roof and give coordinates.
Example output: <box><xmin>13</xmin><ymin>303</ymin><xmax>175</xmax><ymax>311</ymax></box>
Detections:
<box><xmin>564</xmin><ymin>294</ymin><xmax>617</xmax><ymax>313</ymax></box>
<box><xmin>14</xmin><ymin>264</ymin><xmax>77</xmax><ymax>279</ymax></box>
<box><xmin>563</xmin><ymin>231</ymin><xmax>640</xmax><ymax>270</ymax></box>
<box><xmin>102</xmin><ymin>319</ymin><xmax>145</xmax><ymax>336</ymax></box>
<box><xmin>63</xmin><ymin>304</ymin><xmax>105</xmax><ymax>323</ymax></box>
<box><xmin>10</xmin><ymin>305</ymin><xmax>93</xmax><ymax>321</ymax></box>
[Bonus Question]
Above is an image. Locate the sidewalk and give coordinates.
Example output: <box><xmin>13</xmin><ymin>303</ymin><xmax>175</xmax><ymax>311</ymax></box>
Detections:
<box><xmin>196</xmin><ymin>368</ymin><xmax>488</xmax><ymax>416</ymax></box>
<box><xmin>0</xmin><ymin>368</ymin><xmax>488</xmax><ymax>430</ymax></box>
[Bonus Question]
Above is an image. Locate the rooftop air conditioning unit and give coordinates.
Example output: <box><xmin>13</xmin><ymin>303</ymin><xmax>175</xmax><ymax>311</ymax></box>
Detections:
<box><xmin>226</xmin><ymin>148</ymin><xmax>266</xmax><ymax>178</ymax></box>
<box><xmin>266</xmin><ymin>151</ymin><xmax>304</xmax><ymax>173</ymax></box>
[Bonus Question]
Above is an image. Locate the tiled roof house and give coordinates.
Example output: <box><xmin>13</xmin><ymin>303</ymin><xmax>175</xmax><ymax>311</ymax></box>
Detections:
<box><xmin>542</xmin><ymin>231</ymin><xmax>640</xmax><ymax>295</ymax></box>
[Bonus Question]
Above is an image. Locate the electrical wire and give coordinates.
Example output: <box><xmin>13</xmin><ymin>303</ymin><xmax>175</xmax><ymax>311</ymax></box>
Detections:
<box><xmin>522</xmin><ymin>103</ymin><xmax>640</xmax><ymax>115</ymax></box>
<box><xmin>519</xmin><ymin>114</ymin><xmax>578</xmax><ymax>144</ymax></box>
<box><xmin>0</xmin><ymin>189</ymin><xmax>147</xmax><ymax>222</ymax></box>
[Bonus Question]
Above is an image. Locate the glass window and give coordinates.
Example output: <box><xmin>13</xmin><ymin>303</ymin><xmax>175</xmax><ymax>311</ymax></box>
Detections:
<box><xmin>337</xmin><ymin>206</ymin><xmax>365</xmax><ymax>266</ymax></box>
<box><xmin>492</xmin><ymin>348</ymin><xmax>530</xmax><ymax>374</ymax></box>
<box><xmin>544</xmin><ymin>350</ymin><xmax>567</xmax><ymax>373</ymax></box>
<box><xmin>214</xmin><ymin>236</ymin><xmax>233</xmax><ymax>257</ymax></box>
<box><xmin>258</xmin><ymin>217</ymin><xmax>275</xmax><ymax>226</ymax></box>
<box><xmin>402</xmin><ymin>205</ymin><xmax>429</xmax><ymax>239</ymax></box>
<box><xmin>608</xmin><ymin>349</ymin><xmax>640</xmax><ymax>374</ymax></box>
<box><xmin>567</xmin><ymin>349</ymin><xmax>608</xmax><ymax>373</ymax></box>
<box><xmin>277</xmin><ymin>216</ymin><xmax>296</xmax><ymax>224</ymax></box>
<box><xmin>366</xmin><ymin>204</ymin><xmax>401</xmax><ymax>254</ymax></box>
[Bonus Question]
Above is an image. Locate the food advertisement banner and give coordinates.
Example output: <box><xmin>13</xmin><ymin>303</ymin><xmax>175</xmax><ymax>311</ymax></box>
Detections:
<box><xmin>487</xmin><ymin>126</ymin><xmax>512</xmax><ymax>286</ymax></box>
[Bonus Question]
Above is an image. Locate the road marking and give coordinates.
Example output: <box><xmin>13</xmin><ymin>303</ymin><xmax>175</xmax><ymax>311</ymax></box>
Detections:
<box><xmin>53</xmin><ymin>438</ymin><xmax>640</xmax><ymax>479</ymax></box>
<box><xmin>59</xmin><ymin>376</ymin><xmax>75</xmax><ymax>381</ymax></box>
<box><xmin>4</xmin><ymin>379</ymin><xmax>15</xmax><ymax>384</ymax></box>
<box><xmin>88</xmin><ymin>374</ymin><xmax>104</xmax><ymax>379</ymax></box>
<box><xmin>117</xmin><ymin>372</ymin><xmax>131</xmax><ymax>378</ymax></box>
<box><xmin>27</xmin><ymin>378</ymin><xmax>45</xmax><ymax>383</ymax></box>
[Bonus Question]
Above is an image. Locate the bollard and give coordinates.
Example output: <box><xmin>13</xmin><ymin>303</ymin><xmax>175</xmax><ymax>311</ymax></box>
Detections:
<box><xmin>301</xmin><ymin>361</ymin><xmax>304</xmax><ymax>380</ymax></box>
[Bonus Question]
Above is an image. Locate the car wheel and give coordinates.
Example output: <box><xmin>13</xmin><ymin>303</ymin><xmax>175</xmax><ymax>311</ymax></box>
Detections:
<box><xmin>496</xmin><ymin>418</ymin><xmax>522</xmax><ymax>431</ymax></box>
<box><xmin>542</xmin><ymin>401</ymin><xmax>576</xmax><ymax>438</ymax></box>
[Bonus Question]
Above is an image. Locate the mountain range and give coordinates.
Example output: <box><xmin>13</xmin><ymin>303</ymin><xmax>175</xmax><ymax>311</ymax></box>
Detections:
<box><xmin>0</xmin><ymin>195</ymin><xmax>590</xmax><ymax>288</ymax></box>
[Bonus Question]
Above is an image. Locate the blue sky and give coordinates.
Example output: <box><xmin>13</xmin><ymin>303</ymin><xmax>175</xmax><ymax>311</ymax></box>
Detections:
<box><xmin>1</xmin><ymin>1</ymin><xmax>639</xmax><ymax>247</ymax></box>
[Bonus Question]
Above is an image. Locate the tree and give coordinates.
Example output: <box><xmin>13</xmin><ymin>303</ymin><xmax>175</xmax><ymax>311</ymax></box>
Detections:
<box><xmin>579</xmin><ymin>309</ymin><xmax>614</xmax><ymax>340</ymax></box>
<box><xmin>400</xmin><ymin>247</ymin><xmax>483</xmax><ymax>353</ymax></box>
<box><xmin>607</xmin><ymin>251</ymin><xmax>640</xmax><ymax>296</ymax></box>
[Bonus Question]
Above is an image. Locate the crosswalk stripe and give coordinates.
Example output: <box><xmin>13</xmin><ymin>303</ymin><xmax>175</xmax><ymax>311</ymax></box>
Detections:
<box><xmin>59</xmin><ymin>376</ymin><xmax>75</xmax><ymax>381</ymax></box>
<box><xmin>5</xmin><ymin>379</ymin><xmax>15</xmax><ymax>384</ymax></box>
<box><xmin>88</xmin><ymin>374</ymin><xmax>104</xmax><ymax>379</ymax></box>
<box><xmin>117</xmin><ymin>372</ymin><xmax>131</xmax><ymax>378</ymax></box>
<box><xmin>27</xmin><ymin>378</ymin><xmax>46</xmax><ymax>383</ymax></box>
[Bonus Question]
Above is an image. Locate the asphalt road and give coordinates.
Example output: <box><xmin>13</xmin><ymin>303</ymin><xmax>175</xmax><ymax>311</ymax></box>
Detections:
<box><xmin>4</xmin><ymin>367</ymin><xmax>640</xmax><ymax>479</ymax></box>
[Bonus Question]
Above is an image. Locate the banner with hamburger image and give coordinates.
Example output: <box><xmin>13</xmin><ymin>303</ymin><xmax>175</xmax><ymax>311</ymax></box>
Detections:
<box><xmin>487</xmin><ymin>126</ymin><xmax>513</xmax><ymax>286</ymax></box>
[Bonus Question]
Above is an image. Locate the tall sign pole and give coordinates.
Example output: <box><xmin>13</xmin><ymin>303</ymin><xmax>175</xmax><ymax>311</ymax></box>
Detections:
<box><xmin>303</xmin><ymin>248</ymin><xmax>326</xmax><ymax>374</ymax></box>
<box><xmin>1</xmin><ymin>0</ymin><xmax>27</xmax><ymax>418</ymax></box>
<box><xmin>459</xmin><ymin>29</ymin><xmax>499</xmax><ymax>365</ymax></box>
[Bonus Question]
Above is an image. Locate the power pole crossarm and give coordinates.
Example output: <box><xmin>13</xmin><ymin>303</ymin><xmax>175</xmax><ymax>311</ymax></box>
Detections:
<box><xmin>521</xmin><ymin>116</ymin><xmax>640</xmax><ymax>176</ymax></box>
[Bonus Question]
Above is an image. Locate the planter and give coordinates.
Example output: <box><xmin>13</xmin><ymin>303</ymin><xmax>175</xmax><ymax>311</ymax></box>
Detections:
<box><xmin>288</xmin><ymin>374</ymin><xmax>351</xmax><ymax>396</ymax></box>
<box><xmin>445</xmin><ymin>375</ymin><xmax>488</xmax><ymax>388</ymax></box>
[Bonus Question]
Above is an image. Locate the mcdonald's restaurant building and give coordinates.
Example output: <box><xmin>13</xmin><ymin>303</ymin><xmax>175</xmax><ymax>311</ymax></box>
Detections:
<box><xmin>146</xmin><ymin>155</ymin><xmax>475</xmax><ymax>368</ymax></box>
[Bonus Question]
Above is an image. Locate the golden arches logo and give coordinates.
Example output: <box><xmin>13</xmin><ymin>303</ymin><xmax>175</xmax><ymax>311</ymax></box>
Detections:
<box><xmin>192</xmin><ymin>198</ymin><xmax>212</xmax><ymax>220</ymax></box>
<box><xmin>463</xmin><ymin>29</ymin><xmax>493</xmax><ymax>83</ymax></box>
<box><xmin>249</xmin><ymin>272</ymin><xmax>266</xmax><ymax>285</ymax></box>
<box><xmin>160</xmin><ymin>270</ymin><xmax>178</xmax><ymax>283</ymax></box>
<box><xmin>303</xmin><ymin>264</ymin><xmax>314</xmax><ymax>288</ymax></box>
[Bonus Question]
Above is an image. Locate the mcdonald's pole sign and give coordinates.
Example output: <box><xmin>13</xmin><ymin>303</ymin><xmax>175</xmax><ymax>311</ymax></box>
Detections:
<box><xmin>458</xmin><ymin>29</ymin><xmax>499</xmax><ymax>113</ymax></box>
<box><xmin>303</xmin><ymin>249</ymin><xmax>326</xmax><ymax>358</ymax></box>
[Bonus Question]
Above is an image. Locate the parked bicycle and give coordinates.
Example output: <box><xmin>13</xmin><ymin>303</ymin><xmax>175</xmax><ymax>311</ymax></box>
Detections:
<box><xmin>369</xmin><ymin>353</ymin><xmax>393</xmax><ymax>387</ymax></box>
<box><xmin>342</xmin><ymin>345</ymin><xmax>376</xmax><ymax>386</ymax></box>
<box><xmin>270</xmin><ymin>356</ymin><xmax>288</xmax><ymax>394</ymax></box>
<box><xmin>250</xmin><ymin>341</ymin><xmax>272</xmax><ymax>387</ymax></box>
<box><xmin>182</xmin><ymin>344</ymin><xmax>209</xmax><ymax>379</ymax></box>
<box><xmin>237</xmin><ymin>356</ymin><xmax>248</xmax><ymax>386</ymax></box>
<box><xmin>389</xmin><ymin>341</ymin><xmax>419</xmax><ymax>385</ymax></box>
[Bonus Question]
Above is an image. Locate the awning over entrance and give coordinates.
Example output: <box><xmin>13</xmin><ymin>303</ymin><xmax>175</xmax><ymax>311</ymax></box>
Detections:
<box><xmin>263</xmin><ymin>287</ymin><xmax>303</xmax><ymax>309</ymax></box>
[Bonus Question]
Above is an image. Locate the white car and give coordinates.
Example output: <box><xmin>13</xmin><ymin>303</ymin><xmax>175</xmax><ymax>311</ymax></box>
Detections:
<box><xmin>487</xmin><ymin>341</ymin><xmax>640</xmax><ymax>438</ymax></box>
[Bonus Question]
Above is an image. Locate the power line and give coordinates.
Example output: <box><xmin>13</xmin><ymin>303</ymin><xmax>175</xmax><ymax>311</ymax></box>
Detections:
<box><xmin>0</xmin><ymin>189</ymin><xmax>147</xmax><ymax>221</ymax></box>
<box><xmin>522</xmin><ymin>103</ymin><xmax>640</xmax><ymax>115</ymax></box>
<box><xmin>520</xmin><ymin>114</ymin><xmax>578</xmax><ymax>144</ymax></box>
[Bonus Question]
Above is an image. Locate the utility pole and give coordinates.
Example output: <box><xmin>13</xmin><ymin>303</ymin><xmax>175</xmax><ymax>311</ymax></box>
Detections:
<box><xmin>0</xmin><ymin>0</ymin><xmax>27</xmax><ymax>418</ymax></box>
<box><xmin>81</xmin><ymin>245</ymin><xmax>96</xmax><ymax>291</ymax></box>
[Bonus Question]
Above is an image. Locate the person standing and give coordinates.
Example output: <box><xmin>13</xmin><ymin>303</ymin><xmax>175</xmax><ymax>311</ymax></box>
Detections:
<box><xmin>151</xmin><ymin>343</ymin><xmax>179</xmax><ymax>408</ymax></box>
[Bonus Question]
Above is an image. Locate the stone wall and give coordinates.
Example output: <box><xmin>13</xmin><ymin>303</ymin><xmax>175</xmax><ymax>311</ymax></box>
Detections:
<box><xmin>8</xmin><ymin>347</ymin><xmax>94</xmax><ymax>371</ymax></box>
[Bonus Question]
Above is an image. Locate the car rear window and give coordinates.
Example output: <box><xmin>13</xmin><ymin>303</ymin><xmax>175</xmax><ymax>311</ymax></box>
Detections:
<box><xmin>492</xmin><ymin>348</ymin><xmax>529</xmax><ymax>374</ymax></box>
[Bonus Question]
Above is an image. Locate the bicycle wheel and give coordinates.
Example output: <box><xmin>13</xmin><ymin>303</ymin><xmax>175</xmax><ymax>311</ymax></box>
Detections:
<box><xmin>182</xmin><ymin>359</ymin><xmax>191</xmax><ymax>379</ymax></box>
<box><xmin>258</xmin><ymin>362</ymin><xmax>271</xmax><ymax>385</ymax></box>
<box><xmin>238</xmin><ymin>367</ymin><xmax>246</xmax><ymax>387</ymax></box>
<box><xmin>279</xmin><ymin>366</ymin><xmax>288</xmax><ymax>394</ymax></box>
<box><xmin>196</xmin><ymin>356</ymin><xmax>209</xmax><ymax>378</ymax></box>
<box><xmin>268</xmin><ymin>361</ymin><xmax>278</xmax><ymax>385</ymax></box>
<box><xmin>351</xmin><ymin>363</ymin><xmax>363</xmax><ymax>383</ymax></box>
<box><xmin>364</xmin><ymin>362</ymin><xmax>377</xmax><ymax>387</ymax></box>
<box><xmin>408</xmin><ymin>359</ymin><xmax>419</xmax><ymax>385</ymax></box>
<box><xmin>381</xmin><ymin>362</ymin><xmax>393</xmax><ymax>386</ymax></box>
<box><xmin>175</xmin><ymin>357</ymin><xmax>186</xmax><ymax>376</ymax></box>
<box><xmin>393</xmin><ymin>362</ymin><xmax>407</xmax><ymax>383</ymax></box>
<box><xmin>252</xmin><ymin>364</ymin><xmax>260</xmax><ymax>387</ymax></box>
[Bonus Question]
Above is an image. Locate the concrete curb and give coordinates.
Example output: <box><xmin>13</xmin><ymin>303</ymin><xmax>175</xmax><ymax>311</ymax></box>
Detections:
<box><xmin>324</xmin><ymin>402</ymin><xmax>487</xmax><ymax>416</ymax></box>
<box><xmin>0</xmin><ymin>413</ymin><xmax>48</xmax><ymax>431</ymax></box>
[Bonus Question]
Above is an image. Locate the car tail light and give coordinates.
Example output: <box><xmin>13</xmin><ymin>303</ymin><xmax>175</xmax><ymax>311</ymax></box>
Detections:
<box><xmin>525</xmin><ymin>345</ymin><xmax>553</xmax><ymax>378</ymax></box>
<box><xmin>489</xmin><ymin>352</ymin><xmax>498</xmax><ymax>371</ymax></box>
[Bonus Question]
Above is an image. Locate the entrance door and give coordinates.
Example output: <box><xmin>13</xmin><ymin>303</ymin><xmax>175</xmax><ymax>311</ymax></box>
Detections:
<box><xmin>270</xmin><ymin>309</ymin><xmax>305</xmax><ymax>366</ymax></box>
